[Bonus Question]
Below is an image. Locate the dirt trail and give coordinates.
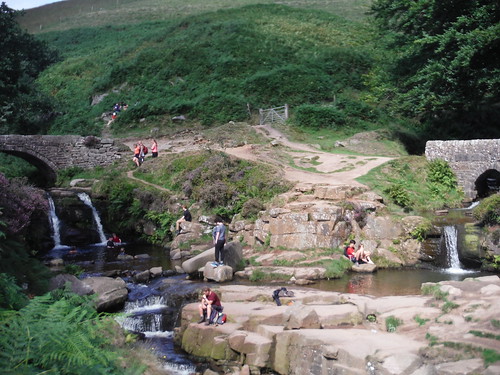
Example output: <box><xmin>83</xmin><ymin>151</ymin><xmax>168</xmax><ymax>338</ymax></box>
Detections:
<box><xmin>123</xmin><ymin>124</ymin><xmax>394</xmax><ymax>188</ymax></box>
<box><xmin>225</xmin><ymin>124</ymin><xmax>393</xmax><ymax>187</ymax></box>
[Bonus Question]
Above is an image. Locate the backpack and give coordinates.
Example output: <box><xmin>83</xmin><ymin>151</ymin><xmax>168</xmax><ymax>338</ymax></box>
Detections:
<box><xmin>343</xmin><ymin>246</ymin><xmax>349</xmax><ymax>257</ymax></box>
<box><xmin>216</xmin><ymin>313</ymin><xmax>227</xmax><ymax>325</ymax></box>
<box><xmin>143</xmin><ymin>146</ymin><xmax>148</xmax><ymax>154</ymax></box>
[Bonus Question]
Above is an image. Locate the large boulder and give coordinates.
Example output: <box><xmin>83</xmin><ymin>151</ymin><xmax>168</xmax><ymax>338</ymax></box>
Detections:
<box><xmin>81</xmin><ymin>276</ymin><xmax>128</xmax><ymax>312</ymax></box>
<box><xmin>204</xmin><ymin>264</ymin><xmax>233</xmax><ymax>282</ymax></box>
<box><xmin>182</xmin><ymin>241</ymin><xmax>243</xmax><ymax>274</ymax></box>
<box><xmin>49</xmin><ymin>274</ymin><xmax>93</xmax><ymax>296</ymax></box>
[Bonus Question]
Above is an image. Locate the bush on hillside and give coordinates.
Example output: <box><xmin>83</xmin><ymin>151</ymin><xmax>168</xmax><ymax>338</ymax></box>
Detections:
<box><xmin>294</xmin><ymin>104</ymin><xmax>346</xmax><ymax>128</ymax></box>
<box><xmin>473</xmin><ymin>194</ymin><xmax>500</xmax><ymax>226</ymax></box>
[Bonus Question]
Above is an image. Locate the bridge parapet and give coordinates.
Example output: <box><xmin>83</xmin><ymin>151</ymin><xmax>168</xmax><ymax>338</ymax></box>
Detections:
<box><xmin>0</xmin><ymin>135</ymin><xmax>124</xmax><ymax>184</ymax></box>
<box><xmin>425</xmin><ymin>139</ymin><xmax>500</xmax><ymax>199</ymax></box>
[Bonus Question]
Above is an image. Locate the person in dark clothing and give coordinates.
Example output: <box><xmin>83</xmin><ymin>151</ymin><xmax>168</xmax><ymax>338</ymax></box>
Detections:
<box><xmin>175</xmin><ymin>205</ymin><xmax>192</xmax><ymax>235</ymax></box>
<box><xmin>211</xmin><ymin>220</ymin><xmax>226</xmax><ymax>267</ymax></box>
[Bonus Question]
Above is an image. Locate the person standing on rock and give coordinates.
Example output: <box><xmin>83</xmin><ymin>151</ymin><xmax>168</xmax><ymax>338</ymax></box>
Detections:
<box><xmin>198</xmin><ymin>287</ymin><xmax>223</xmax><ymax>325</ymax></box>
<box><xmin>212</xmin><ymin>220</ymin><xmax>226</xmax><ymax>267</ymax></box>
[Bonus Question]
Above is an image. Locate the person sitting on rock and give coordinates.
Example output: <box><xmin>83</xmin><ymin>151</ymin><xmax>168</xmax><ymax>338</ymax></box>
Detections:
<box><xmin>175</xmin><ymin>205</ymin><xmax>192</xmax><ymax>235</ymax></box>
<box><xmin>197</xmin><ymin>287</ymin><xmax>223</xmax><ymax>325</ymax></box>
<box><xmin>354</xmin><ymin>243</ymin><xmax>374</xmax><ymax>265</ymax></box>
<box><xmin>106</xmin><ymin>237</ymin><xmax>115</xmax><ymax>249</ymax></box>
<box><xmin>111</xmin><ymin>233</ymin><xmax>121</xmax><ymax>244</ymax></box>
<box><xmin>344</xmin><ymin>240</ymin><xmax>357</xmax><ymax>262</ymax></box>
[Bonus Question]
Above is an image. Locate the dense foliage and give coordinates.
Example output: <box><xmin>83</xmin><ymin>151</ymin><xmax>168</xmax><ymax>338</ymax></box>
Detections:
<box><xmin>35</xmin><ymin>4</ymin><xmax>382</xmax><ymax>135</ymax></box>
<box><xmin>0</xmin><ymin>173</ymin><xmax>51</xmax><ymax>294</ymax></box>
<box><xmin>0</xmin><ymin>2</ymin><xmax>59</xmax><ymax>134</ymax></box>
<box><xmin>0</xmin><ymin>289</ymin><xmax>146</xmax><ymax>374</ymax></box>
<box><xmin>138</xmin><ymin>151</ymin><xmax>291</xmax><ymax>220</ymax></box>
<box><xmin>473</xmin><ymin>194</ymin><xmax>500</xmax><ymax>226</ymax></box>
<box><xmin>370</xmin><ymin>0</ymin><xmax>500</xmax><ymax>138</ymax></box>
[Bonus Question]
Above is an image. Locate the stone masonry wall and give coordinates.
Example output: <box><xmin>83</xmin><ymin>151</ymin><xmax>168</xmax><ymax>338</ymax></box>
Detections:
<box><xmin>0</xmin><ymin>135</ymin><xmax>123</xmax><ymax>172</ymax></box>
<box><xmin>425</xmin><ymin>139</ymin><xmax>500</xmax><ymax>199</ymax></box>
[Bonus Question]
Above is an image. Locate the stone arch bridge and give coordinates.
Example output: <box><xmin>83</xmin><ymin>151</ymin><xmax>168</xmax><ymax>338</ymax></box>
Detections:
<box><xmin>0</xmin><ymin>135</ymin><xmax>125</xmax><ymax>185</ymax></box>
<box><xmin>425</xmin><ymin>139</ymin><xmax>500</xmax><ymax>199</ymax></box>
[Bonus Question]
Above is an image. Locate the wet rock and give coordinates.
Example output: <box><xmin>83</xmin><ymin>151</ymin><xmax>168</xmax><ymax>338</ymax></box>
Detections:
<box><xmin>352</xmin><ymin>263</ymin><xmax>377</xmax><ymax>273</ymax></box>
<box><xmin>150</xmin><ymin>267</ymin><xmax>162</xmax><ymax>278</ymax></box>
<box><xmin>82</xmin><ymin>276</ymin><xmax>128</xmax><ymax>312</ymax></box>
<box><xmin>133</xmin><ymin>270</ymin><xmax>150</xmax><ymax>283</ymax></box>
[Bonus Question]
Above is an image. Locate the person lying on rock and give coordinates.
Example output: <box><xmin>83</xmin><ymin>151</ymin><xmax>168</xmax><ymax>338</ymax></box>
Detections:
<box><xmin>354</xmin><ymin>243</ymin><xmax>374</xmax><ymax>265</ymax></box>
<box><xmin>198</xmin><ymin>287</ymin><xmax>223</xmax><ymax>325</ymax></box>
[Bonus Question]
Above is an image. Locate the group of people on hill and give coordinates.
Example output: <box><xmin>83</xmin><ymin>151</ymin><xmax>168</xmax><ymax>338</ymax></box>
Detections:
<box><xmin>132</xmin><ymin>139</ymin><xmax>158</xmax><ymax>167</ymax></box>
<box><xmin>344</xmin><ymin>239</ymin><xmax>374</xmax><ymax>265</ymax></box>
<box><xmin>107</xmin><ymin>102</ymin><xmax>128</xmax><ymax>126</ymax></box>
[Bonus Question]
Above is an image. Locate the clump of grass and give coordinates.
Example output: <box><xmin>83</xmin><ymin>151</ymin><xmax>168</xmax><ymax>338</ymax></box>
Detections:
<box><xmin>385</xmin><ymin>315</ymin><xmax>402</xmax><ymax>332</ymax></box>
<box><xmin>414</xmin><ymin>315</ymin><xmax>430</xmax><ymax>326</ymax></box>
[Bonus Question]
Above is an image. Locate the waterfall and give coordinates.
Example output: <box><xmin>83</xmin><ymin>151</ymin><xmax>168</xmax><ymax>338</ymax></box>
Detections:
<box><xmin>442</xmin><ymin>226</ymin><xmax>465</xmax><ymax>273</ymax></box>
<box><xmin>47</xmin><ymin>194</ymin><xmax>62</xmax><ymax>248</ymax></box>
<box><xmin>77</xmin><ymin>192</ymin><xmax>107</xmax><ymax>243</ymax></box>
<box><xmin>116</xmin><ymin>293</ymin><xmax>197</xmax><ymax>375</ymax></box>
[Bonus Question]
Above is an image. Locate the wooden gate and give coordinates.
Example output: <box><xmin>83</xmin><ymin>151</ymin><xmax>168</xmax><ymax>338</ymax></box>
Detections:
<box><xmin>259</xmin><ymin>104</ymin><xmax>289</xmax><ymax>125</ymax></box>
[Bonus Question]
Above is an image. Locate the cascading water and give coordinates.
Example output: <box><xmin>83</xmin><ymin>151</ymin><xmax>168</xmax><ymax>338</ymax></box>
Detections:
<box><xmin>116</xmin><ymin>286</ymin><xmax>197</xmax><ymax>375</ymax></box>
<box><xmin>77</xmin><ymin>192</ymin><xmax>107</xmax><ymax>243</ymax></box>
<box><xmin>442</xmin><ymin>225</ymin><xmax>462</xmax><ymax>272</ymax></box>
<box><xmin>47</xmin><ymin>194</ymin><xmax>62</xmax><ymax>248</ymax></box>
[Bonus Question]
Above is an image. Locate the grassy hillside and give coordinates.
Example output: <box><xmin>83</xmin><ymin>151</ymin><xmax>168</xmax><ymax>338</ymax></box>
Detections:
<box><xmin>35</xmin><ymin>3</ymin><xmax>394</xmax><ymax>137</ymax></box>
<box><xmin>18</xmin><ymin>0</ymin><xmax>372</xmax><ymax>34</ymax></box>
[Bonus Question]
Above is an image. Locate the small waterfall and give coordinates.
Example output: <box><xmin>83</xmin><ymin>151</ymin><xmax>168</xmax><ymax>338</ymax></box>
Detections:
<box><xmin>441</xmin><ymin>225</ymin><xmax>476</xmax><ymax>275</ymax></box>
<box><xmin>116</xmin><ymin>293</ymin><xmax>197</xmax><ymax>375</ymax></box>
<box><xmin>77</xmin><ymin>192</ymin><xmax>107</xmax><ymax>243</ymax></box>
<box><xmin>47</xmin><ymin>194</ymin><xmax>61</xmax><ymax>248</ymax></box>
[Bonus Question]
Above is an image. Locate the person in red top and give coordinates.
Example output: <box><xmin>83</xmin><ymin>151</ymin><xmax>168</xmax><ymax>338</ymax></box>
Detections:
<box><xmin>344</xmin><ymin>240</ymin><xmax>357</xmax><ymax>262</ymax></box>
<box><xmin>197</xmin><ymin>287</ymin><xmax>223</xmax><ymax>325</ymax></box>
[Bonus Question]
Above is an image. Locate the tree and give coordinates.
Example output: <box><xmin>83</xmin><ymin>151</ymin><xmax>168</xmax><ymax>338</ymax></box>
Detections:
<box><xmin>370</xmin><ymin>0</ymin><xmax>500</xmax><ymax>117</ymax></box>
<box><xmin>0</xmin><ymin>2</ymin><xmax>59</xmax><ymax>134</ymax></box>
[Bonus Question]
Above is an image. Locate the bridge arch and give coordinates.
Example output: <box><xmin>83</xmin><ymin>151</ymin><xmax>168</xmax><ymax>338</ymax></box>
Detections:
<box><xmin>0</xmin><ymin>135</ymin><xmax>124</xmax><ymax>185</ymax></box>
<box><xmin>425</xmin><ymin>139</ymin><xmax>500</xmax><ymax>199</ymax></box>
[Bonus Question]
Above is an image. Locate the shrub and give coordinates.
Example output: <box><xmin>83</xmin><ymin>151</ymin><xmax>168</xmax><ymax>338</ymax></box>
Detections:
<box><xmin>384</xmin><ymin>183</ymin><xmax>411</xmax><ymax>208</ymax></box>
<box><xmin>410</xmin><ymin>219</ymin><xmax>432</xmax><ymax>242</ymax></box>
<box><xmin>385</xmin><ymin>315</ymin><xmax>402</xmax><ymax>332</ymax></box>
<box><xmin>0</xmin><ymin>273</ymin><xmax>29</xmax><ymax>311</ymax></box>
<box><xmin>427</xmin><ymin>159</ymin><xmax>457</xmax><ymax>189</ymax></box>
<box><xmin>473</xmin><ymin>194</ymin><xmax>500</xmax><ymax>226</ymax></box>
<box><xmin>294</xmin><ymin>104</ymin><xmax>346</xmax><ymax>129</ymax></box>
<box><xmin>240</xmin><ymin>198</ymin><xmax>265</xmax><ymax>219</ymax></box>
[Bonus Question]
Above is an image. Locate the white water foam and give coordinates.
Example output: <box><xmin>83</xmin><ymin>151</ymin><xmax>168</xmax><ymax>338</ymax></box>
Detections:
<box><xmin>77</xmin><ymin>192</ymin><xmax>107</xmax><ymax>243</ymax></box>
<box><xmin>162</xmin><ymin>362</ymin><xmax>197</xmax><ymax>375</ymax></box>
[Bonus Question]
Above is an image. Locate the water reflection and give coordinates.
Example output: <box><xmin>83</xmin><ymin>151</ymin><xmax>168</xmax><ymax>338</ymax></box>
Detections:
<box><xmin>315</xmin><ymin>268</ymin><xmax>491</xmax><ymax>296</ymax></box>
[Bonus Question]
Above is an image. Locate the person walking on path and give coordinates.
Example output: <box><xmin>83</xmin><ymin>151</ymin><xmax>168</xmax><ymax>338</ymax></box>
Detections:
<box><xmin>175</xmin><ymin>205</ymin><xmax>192</xmax><ymax>235</ymax></box>
<box><xmin>197</xmin><ymin>287</ymin><xmax>223</xmax><ymax>325</ymax></box>
<box><xmin>212</xmin><ymin>220</ymin><xmax>226</xmax><ymax>267</ymax></box>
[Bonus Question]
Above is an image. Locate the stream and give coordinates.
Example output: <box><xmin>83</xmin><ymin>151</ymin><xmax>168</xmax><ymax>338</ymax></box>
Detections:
<box><xmin>44</xmin><ymin>194</ymin><xmax>495</xmax><ymax>374</ymax></box>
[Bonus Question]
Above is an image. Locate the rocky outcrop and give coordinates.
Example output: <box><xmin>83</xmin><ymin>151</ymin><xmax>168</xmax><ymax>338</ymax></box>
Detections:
<box><xmin>177</xmin><ymin>276</ymin><xmax>500</xmax><ymax>375</ymax></box>
<box><xmin>81</xmin><ymin>276</ymin><xmax>128</xmax><ymax>312</ymax></box>
<box><xmin>230</xmin><ymin>184</ymin><xmax>427</xmax><ymax>266</ymax></box>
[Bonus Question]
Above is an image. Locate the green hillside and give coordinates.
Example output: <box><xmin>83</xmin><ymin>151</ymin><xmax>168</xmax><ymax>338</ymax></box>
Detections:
<box><xmin>35</xmin><ymin>3</ymin><xmax>391</xmax><ymax>137</ymax></box>
<box><xmin>17</xmin><ymin>0</ymin><xmax>372</xmax><ymax>33</ymax></box>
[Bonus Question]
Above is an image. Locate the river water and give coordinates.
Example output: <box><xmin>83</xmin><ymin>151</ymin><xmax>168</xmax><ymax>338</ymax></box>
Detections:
<box><xmin>45</xmin><ymin>196</ymin><xmax>495</xmax><ymax>374</ymax></box>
